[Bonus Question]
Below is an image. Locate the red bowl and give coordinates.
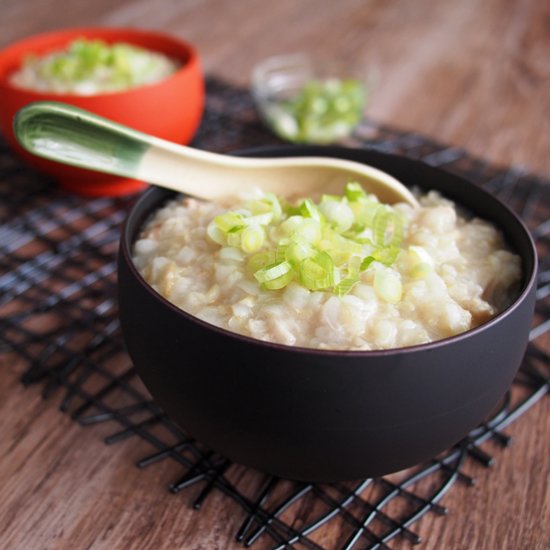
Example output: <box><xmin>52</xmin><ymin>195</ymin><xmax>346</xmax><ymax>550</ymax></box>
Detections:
<box><xmin>0</xmin><ymin>27</ymin><xmax>204</xmax><ymax>196</ymax></box>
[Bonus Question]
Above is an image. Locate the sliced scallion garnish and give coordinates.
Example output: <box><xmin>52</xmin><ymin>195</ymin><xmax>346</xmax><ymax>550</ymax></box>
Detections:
<box><xmin>267</xmin><ymin>78</ymin><xmax>366</xmax><ymax>144</ymax></box>
<box><xmin>254</xmin><ymin>260</ymin><xmax>294</xmax><ymax>290</ymax></box>
<box><xmin>241</xmin><ymin>225</ymin><xmax>265</xmax><ymax>254</ymax></box>
<box><xmin>206</xmin><ymin>182</ymin><xmax>407</xmax><ymax>298</ymax></box>
<box><xmin>300</xmin><ymin>251</ymin><xmax>334</xmax><ymax>290</ymax></box>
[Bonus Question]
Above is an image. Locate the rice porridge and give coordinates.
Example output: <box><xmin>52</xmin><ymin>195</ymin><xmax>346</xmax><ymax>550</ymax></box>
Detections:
<box><xmin>132</xmin><ymin>185</ymin><xmax>522</xmax><ymax>350</ymax></box>
<box><xmin>10</xmin><ymin>38</ymin><xmax>179</xmax><ymax>95</ymax></box>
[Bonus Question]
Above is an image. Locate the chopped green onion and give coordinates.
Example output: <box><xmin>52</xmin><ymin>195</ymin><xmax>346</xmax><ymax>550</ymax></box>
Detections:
<box><xmin>319</xmin><ymin>200</ymin><xmax>354</xmax><ymax>232</ymax></box>
<box><xmin>206</xmin><ymin>221</ymin><xmax>226</xmax><ymax>245</ymax></box>
<box><xmin>294</xmin><ymin>218</ymin><xmax>322</xmax><ymax>243</ymax></box>
<box><xmin>265</xmin><ymin>77</ymin><xmax>366</xmax><ymax>144</ymax></box>
<box><xmin>334</xmin><ymin>255</ymin><xmax>361</xmax><ymax>296</ymax></box>
<box><xmin>299</xmin><ymin>198</ymin><xmax>321</xmax><ymax>220</ymax></box>
<box><xmin>254</xmin><ymin>260</ymin><xmax>292</xmax><ymax>283</ymax></box>
<box><xmin>241</xmin><ymin>225</ymin><xmax>265</xmax><ymax>253</ymax></box>
<box><xmin>344</xmin><ymin>182</ymin><xmax>367</xmax><ymax>202</ymax></box>
<box><xmin>374</xmin><ymin>270</ymin><xmax>402</xmax><ymax>304</ymax></box>
<box><xmin>219</xmin><ymin>247</ymin><xmax>245</xmax><ymax>262</ymax></box>
<box><xmin>407</xmin><ymin>245</ymin><xmax>434</xmax><ymax>278</ymax></box>
<box><xmin>227</xmin><ymin>232</ymin><xmax>242</xmax><ymax>247</ymax></box>
<box><xmin>254</xmin><ymin>260</ymin><xmax>293</xmax><ymax>290</ymax></box>
<box><xmin>14</xmin><ymin>38</ymin><xmax>178</xmax><ymax>94</ymax></box>
<box><xmin>215</xmin><ymin>212</ymin><xmax>245</xmax><ymax>233</ymax></box>
<box><xmin>244</xmin><ymin>212</ymin><xmax>273</xmax><ymax>226</ymax></box>
<box><xmin>280</xmin><ymin>215</ymin><xmax>305</xmax><ymax>236</ymax></box>
<box><xmin>334</xmin><ymin>276</ymin><xmax>359</xmax><ymax>296</ymax></box>
<box><xmin>247</xmin><ymin>250</ymin><xmax>276</xmax><ymax>273</ymax></box>
<box><xmin>263</xmin><ymin>272</ymin><xmax>294</xmax><ymax>290</ymax></box>
<box><xmin>360</xmin><ymin>255</ymin><xmax>375</xmax><ymax>271</ymax></box>
<box><xmin>207</xmin><ymin>182</ymin><xmax>407</xmax><ymax>297</ymax></box>
<box><xmin>286</xmin><ymin>238</ymin><xmax>315</xmax><ymax>262</ymax></box>
<box><xmin>372</xmin><ymin>246</ymin><xmax>400</xmax><ymax>266</ymax></box>
<box><xmin>263</xmin><ymin>193</ymin><xmax>283</xmax><ymax>221</ymax></box>
<box><xmin>372</xmin><ymin>207</ymin><xmax>404</xmax><ymax>248</ymax></box>
<box><xmin>300</xmin><ymin>251</ymin><xmax>334</xmax><ymax>290</ymax></box>
<box><xmin>408</xmin><ymin>245</ymin><xmax>434</xmax><ymax>266</ymax></box>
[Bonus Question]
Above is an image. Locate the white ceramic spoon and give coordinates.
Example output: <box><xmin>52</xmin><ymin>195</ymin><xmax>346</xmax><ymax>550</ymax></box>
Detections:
<box><xmin>13</xmin><ymin>101</ymin><xmax>419</xmax><ymax>206</ymax></box>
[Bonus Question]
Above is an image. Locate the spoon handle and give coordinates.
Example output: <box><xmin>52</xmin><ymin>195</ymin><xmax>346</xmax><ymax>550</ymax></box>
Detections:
<box><xmin>13</xmin><ymin>100</ymin><xmax>230</xmax><ymax>196</ymax></box>
<box><xmin>14</xmin><ymin>101</ymin><xmax>419</xmax><ymax>205</ymax></box>
<box><xmin>12</xmin><ymin>101</ymin><xmax>311</xmax><ymax>199</ymax></box>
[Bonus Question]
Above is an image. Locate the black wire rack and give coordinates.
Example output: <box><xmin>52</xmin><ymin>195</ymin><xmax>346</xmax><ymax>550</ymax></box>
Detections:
<box><xmin>1</xmin><ymin>77</ymin><xmax>549</xmax><ymax>550</ymax></box>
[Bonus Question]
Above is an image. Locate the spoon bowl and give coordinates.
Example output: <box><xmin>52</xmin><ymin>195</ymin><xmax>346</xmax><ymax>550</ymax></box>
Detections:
<box><xmin>13</xmin><ymin>101</ymin><xmax>419</xmax><ymax>206</ymax></box>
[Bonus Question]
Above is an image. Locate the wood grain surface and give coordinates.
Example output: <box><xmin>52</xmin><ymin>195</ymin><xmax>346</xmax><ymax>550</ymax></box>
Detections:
<box><xmin>1</xmin><ymin>1</ymin><xmax>549</xmax><ymax>549</ymax></box>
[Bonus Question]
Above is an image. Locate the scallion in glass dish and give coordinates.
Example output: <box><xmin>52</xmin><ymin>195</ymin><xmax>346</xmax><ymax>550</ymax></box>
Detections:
<box><xmin>251</xmin><ymin>53</ymin><xmax>368</xmax><ymax>144</ymax></box>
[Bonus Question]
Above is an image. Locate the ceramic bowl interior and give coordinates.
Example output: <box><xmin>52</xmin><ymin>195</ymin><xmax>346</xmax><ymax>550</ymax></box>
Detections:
<box><xmin>0</xmin><ymin>27</ymin><xmax>204</xmax><ymax>196</ymax></box>
<box><xmin>118</xmin><ymin>146</ymin><xmax>537</xmax><ymax>482</ymax></box>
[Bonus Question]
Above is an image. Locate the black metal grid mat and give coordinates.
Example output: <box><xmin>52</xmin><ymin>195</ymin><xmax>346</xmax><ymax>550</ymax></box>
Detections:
<box><xmin>1</xmin><ymin>77</ymin><xmax>549</xmax><ymax>550</ymax></box>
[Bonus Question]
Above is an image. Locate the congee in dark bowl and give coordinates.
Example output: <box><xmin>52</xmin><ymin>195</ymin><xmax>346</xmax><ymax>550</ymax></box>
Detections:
<box><xmin>118</xmin><ymin>146</ymin><xmax>537</xmax><ymax>482</ymax></box>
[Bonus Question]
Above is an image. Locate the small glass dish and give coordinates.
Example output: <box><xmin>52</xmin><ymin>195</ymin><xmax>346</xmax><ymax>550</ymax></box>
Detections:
<box><xmin>251</xmin><ymin>53</ymin><xmax>368</xmax><ymax>144</ymax></box>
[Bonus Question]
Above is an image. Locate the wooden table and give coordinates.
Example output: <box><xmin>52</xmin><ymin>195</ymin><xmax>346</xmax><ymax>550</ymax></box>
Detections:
<box><xmin>1</xmin><ymin>1</ymin><xmax>549</xmax><ymax>549</ymax></box>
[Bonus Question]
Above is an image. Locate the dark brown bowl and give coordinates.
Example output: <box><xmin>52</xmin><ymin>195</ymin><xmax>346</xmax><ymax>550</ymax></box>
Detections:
<box><xmin>118</xmin><ymin>146</ymin><xmax>537</xmax><ymax>482</ymax></box>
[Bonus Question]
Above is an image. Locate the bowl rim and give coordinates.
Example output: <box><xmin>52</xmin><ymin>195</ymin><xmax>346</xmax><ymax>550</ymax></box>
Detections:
<box><xmin>120</xmin><ymin>145</ymin><xmax>538</xmax><ymax>357</ymax></box>
<box><xmin>0</xmin><ymin>26</ymin><xmax>200</xmax><ymax>98</ymax></box>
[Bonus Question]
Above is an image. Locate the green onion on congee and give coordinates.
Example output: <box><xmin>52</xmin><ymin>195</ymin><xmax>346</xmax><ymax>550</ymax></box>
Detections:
<box><xmin>132</xmin><ymin>183</ymin><xmax>522</xmax><ymax>350</ymax></box>
<box><xmin>10</xmin><ymin>38</ymin><xmax>179</xmax><ymax>95</ymax></box>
